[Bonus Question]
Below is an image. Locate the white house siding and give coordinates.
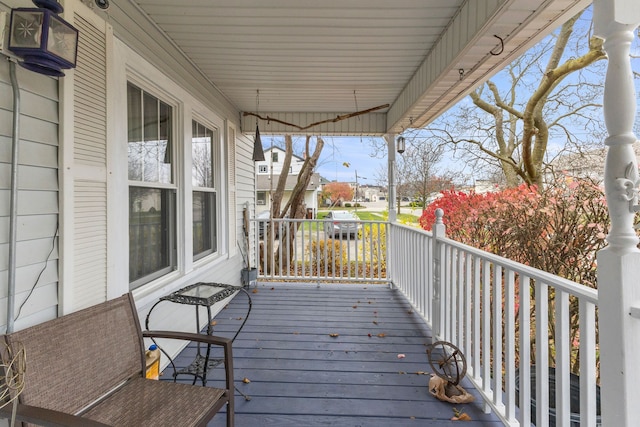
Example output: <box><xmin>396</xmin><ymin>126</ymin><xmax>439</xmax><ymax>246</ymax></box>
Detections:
<box><xmin>0</xmin><ymin>0</ymin><xmax>256</xmax><ymax>360</ymax></box>
<box><xmin>0</xmin><ymin>48</ymin><xmax>60</xmax><ymax>331</ymax></box>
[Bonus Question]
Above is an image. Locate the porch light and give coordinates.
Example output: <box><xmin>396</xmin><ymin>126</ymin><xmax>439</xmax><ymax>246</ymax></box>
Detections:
<box><xmin>252</xmin><ymin>89</ymin><xmax>265</xmax><ymax>161</ymax></box>
<box><xmin>396</xmin><ymin>136</ymin><xmax>406</xmax><ymax>154</ymax></box>
<box><xmin>8</xmin><ymin>0</ymin><xmax>78</xmax><ymax>77</ymax></box>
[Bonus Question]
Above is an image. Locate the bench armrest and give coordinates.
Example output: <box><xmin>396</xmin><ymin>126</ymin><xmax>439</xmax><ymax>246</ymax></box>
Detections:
<box><xmin>143</xmin><ymin>330</ymin><xmax>231</xmax><ymax>347</ymax></box>
<box><xmin>0</xmin><ymin>403</ymin><xmax>111</xmax><ymax>427</ymax></box>
<box><xmin>142</xmin><ymin>330</ymin><xmax>234</xmax><ymax>392</ymax></box>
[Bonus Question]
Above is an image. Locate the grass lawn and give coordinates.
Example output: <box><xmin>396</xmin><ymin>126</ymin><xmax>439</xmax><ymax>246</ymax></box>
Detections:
<box><xmin>294</xmin><ymin>210</ymin><xmax>419</xmax><ymax>232</ymax></box>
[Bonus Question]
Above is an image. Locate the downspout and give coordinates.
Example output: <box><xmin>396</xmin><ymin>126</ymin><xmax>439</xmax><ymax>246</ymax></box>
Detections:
<box><xmin>7</xmin><ymin>59</ymin><xmax>20</xmax><ymax>334</ymax></box>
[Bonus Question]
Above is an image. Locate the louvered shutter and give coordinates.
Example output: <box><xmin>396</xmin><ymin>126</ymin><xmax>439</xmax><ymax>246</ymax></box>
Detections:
<box><xmin>61</xmin><ymin>5</ymin><xmax>110</xmax><ymax>311</ymax></box>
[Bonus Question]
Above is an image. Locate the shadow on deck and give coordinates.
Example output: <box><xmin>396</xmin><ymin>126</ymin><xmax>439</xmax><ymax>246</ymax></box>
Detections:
<box><xmin>165</xmin><ymin>283</ymin><xmax>502</xmax><ymax>426</ymax></box>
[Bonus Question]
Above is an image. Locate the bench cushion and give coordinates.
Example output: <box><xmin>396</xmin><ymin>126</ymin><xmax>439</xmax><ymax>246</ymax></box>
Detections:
<box><xmin>82</xmin><ymin>377</ymin><xmax>226</xmax><ymax>427</ymax></box>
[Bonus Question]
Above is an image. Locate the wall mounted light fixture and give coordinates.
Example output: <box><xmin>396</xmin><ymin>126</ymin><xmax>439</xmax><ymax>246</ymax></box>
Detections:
<box><xmin>8</xmin><ymin>0</ymin><xmax>78</xmax><ymax>76</ymax></box>
<box><xmin>396</xmin><ymin>136</ymin><xmax>405</xmax><ymax>154</ymax></box>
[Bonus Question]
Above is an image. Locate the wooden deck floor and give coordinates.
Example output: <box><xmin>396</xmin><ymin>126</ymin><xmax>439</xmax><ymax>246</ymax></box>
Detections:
<box><xmin>165</xmin><ymin>283</ymin><xmax>502</xmax><ymax>426</ymax></box>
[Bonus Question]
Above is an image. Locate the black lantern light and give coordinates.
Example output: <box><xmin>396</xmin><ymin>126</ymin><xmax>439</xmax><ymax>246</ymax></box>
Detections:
<box><xmin>8</xmin><ymin>0</ymin><xmax>79</xmax><ymax>77</ymax></box>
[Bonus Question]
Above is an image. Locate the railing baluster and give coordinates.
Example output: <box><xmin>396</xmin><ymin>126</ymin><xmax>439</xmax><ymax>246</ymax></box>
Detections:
<box><xmin>493</xmin><ymin>264</ymin><xmax>503</xmax><ymax>410</ymax></box>
<box><xmin>536</xmin><ymin>282</ymin><xmax>550</xmax><ymax>427</ymax></box>
<box><xmin>444</xmin><ymin>246</ymin><xmax>452</xmax><ymax>342</ymax></box>
<box><xmin>579</xmin><ymin>299</ymin><xmax>597</xmax><ymax>427</ymax></box>
<box><xmin>519</xmin><ymin>275</ymin><xmax>532</xmax><ymax>426</ymax></box>
<box><xmin>556</xmin><ymin>289</ymin><xmax>570</xmax><ymax>427</ymax></box>
<box><xmin>482</xmin><ymin>259</ymin><xmax>492</xmax><ymax>408</ymax></box>
<box><xmin>472</xmin><ymin>256</ymin><xmax>481</xmax><ymax>382</ymax></box>
<box><xmin>465</xmin><ymin>253</ymin><xmax>472</xmax><ymax>370</ymax></box>
<box><xmin>504</xmin><ymin>268</ymin><xmax>516</xmax><ymax>422</ymax></box>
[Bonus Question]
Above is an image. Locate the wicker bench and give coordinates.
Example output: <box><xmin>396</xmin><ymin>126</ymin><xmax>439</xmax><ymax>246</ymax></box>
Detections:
<box><xmin>0</xmin><ymin>293</ymin><xmax>234</xmax><ymax>427</ymax></box>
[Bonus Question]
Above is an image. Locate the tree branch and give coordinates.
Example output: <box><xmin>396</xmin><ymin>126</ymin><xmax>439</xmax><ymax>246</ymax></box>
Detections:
<box><xmin>243</xmin><ymin>104</ymin><xmax>389</xmax><ymax>131</ymax></box>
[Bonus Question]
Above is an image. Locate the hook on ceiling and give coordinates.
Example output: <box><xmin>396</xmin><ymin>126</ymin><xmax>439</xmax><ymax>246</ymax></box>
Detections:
<box><xmin>490</xmin><ymin>35</ymin><xmax>504</xmax><ymax>56</ymax></box>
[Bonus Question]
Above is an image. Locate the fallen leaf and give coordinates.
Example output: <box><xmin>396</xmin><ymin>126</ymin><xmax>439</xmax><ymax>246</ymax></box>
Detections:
<box><xmin>293</xmin><ymin>331</ymin><xmax>300</xmax><ymax>335</ymax></box>
<box><xmin>236</xmin><ymin>317</ymin><xmax>243</xmax><ymax>320</ymax></box>
<box><xmin>452</xmin><ymin>408</ymin><xmax>471</xmax><ymax>421</ymax></box>
<box><xmin>407</xmin><ymin>310</ymin><xmax>413</xmax><ymax>314</ymax></box>
<box><xmin>372</xmin><ymin>320</ymin><xmax>378</xmax><ymax>325</ymax></box>
<box><xmin>377</xmin><ymin>333</ymin><xmax>386</xmax><ymax>338</ymax></box>
<box><xmin>415</xmin><ymin>371</ymin><xmax>427</xmax><ymax>375</ymax></box>
<box><xmin>252</xmin><ymin>289</ymin><xmax>258</xmax><ymax>294</ymax></box>
<box><xmin>352</xmin><ymin>305</ymin><xmax>358</xmax><ymax>309</ymax></box>
<box><xmin>329</xmin><ymin>333</ymin><xmax>340</xmax><ymax>338</ymax></box>
<box><xmin>410</xmin><ymin>416</ymin><xmax>416</xmax><ymax>420</ymax></box>
<box><xmin>242</xmin><ymin>378</ymin><xmax>251</xmax><ymax>383</ymax></box>
<box><xmin>452</xmin><ymin>413</ymin><xmax>472</xmax><ymax>421</ymax></box>
<box><xmin>210</xmin><ymin>320</ymin><xmax>217</xmax><ymax>326</ymax></box>
<box><xmin>397</xmin><ymin>354</ymin><xmax>406</xmax><ymax>359</ymax></box>
<box><xmin>398</xmin><ymin>371</ymin><xmax>406</xmax><ymax>374</ymax></box>
<box><xmin>270</xmin><ymin>287</ymin><xmax>275</xmax><ymax>290</ymax></box>
<box><xmin>367</xmin><ymin>333</ymin><xmax>372</xmax><ymax>338</ymax></box>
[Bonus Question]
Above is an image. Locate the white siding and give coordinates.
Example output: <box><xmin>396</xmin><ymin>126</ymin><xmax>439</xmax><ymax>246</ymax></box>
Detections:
<box><xmin>0</xmin><ymin>45</ymin><xmax>60</xmax><ymax>331</ymax></box>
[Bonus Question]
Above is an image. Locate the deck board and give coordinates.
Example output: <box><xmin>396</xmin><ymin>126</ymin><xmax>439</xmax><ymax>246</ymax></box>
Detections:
<box><xmin>161</xmin><ymin>283</ymin><xmax>502</xmax><ymax>426</ymax></box>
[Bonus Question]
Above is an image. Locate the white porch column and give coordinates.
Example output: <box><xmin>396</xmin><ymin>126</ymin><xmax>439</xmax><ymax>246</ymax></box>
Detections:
<box><xmin>385</xmin><ymin>134</ymin><xmax>397</xmax><ymax>222</ymax></box>
<box><xmin>594</xmin><ymin>1</ymin><xmax>640</xmax><ymax>426</ymax></box>
<box><xmin>431</xmin><ymin>208</ymin><xmax>445</xmax><ymax>343</ymax></box>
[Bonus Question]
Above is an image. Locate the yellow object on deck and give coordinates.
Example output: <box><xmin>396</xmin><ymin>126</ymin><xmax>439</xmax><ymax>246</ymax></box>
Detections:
<box><xmin>145</xmin><ymin>344</ymin><xmax>161</xmax><ymax>380</ymax></box>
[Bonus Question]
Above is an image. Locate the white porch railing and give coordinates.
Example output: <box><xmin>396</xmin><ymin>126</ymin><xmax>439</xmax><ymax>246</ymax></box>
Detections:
<box><xmin>252</xmin><ymin>217</ymin><xmax>387</xmax><ymax>283</ymax></box>
<box><xmin>251</xmin><ymin>213</ymin><xmax>601</xmax><ymax>426</ymax></box>
<box><xmin>389</xmin><ymin>212</ymin><xmax>600</xmax><ymax>427</ymax></box>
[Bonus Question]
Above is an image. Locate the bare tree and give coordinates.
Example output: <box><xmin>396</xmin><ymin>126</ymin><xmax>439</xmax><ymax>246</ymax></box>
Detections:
<box><xmin>265</xmin><ymin>135</ymin><xmax>324</xmax><ymax>273</ymax></box>
<box><xmin>403</xmin><ymin>139</ymin><xmax>445</xmax><ymax>206</ymax></box>
<box><xmin>422</xmin><ymin>10</ymin><xmax>607</xmax><ymax>188</ymax></box>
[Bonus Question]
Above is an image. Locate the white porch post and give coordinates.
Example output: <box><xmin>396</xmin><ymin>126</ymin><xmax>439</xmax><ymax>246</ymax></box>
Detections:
<box><xmin>594</xmin><ymin>1</ymin><xmax>640</xmax><ymax>426</ymax></box>
<box><xmin>431</xmin><ymin>208</ymin><xmax>445</xmax><ymax>343</ymax></box>
<box><xmin>386</xmin><ymin>134</ymin><xmax>397</xmax><ymax>222</ymax></box>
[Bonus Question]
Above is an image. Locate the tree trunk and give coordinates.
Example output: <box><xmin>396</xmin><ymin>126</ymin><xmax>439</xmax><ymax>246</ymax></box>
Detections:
<box><xmin>266</xmin><ymin>136</ymin><xmax>324</xmax><ymax>274</ymax></box>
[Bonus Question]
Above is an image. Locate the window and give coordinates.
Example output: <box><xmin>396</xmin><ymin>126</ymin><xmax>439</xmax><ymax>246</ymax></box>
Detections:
<box><xmin>257</xmin><ymin>191</ymin><xmax>266</xmax><ymax>205</ymax></box>
<box><xmin>272</xmin><ymin>152</ymin><xmax>278</xmax><ymax>163</ymax></box>
<box><xmin>127</xmin><ymin>83</ymin><xmax>176</xmax><ymax>288</ymax></box>
<box><xmin>192</xmin><ymin>120</ymin><xmax>218</xmax><ymax>260</ymax></box>
<box><xmin>258</xmin><ymin>165</ymin><xmax>268</xmax><ymax>173</ymax></box>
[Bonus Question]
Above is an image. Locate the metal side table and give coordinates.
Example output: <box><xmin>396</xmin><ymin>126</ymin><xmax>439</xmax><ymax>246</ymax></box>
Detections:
<box><xmin>145</xmin><ymin>282</ymin><xmax>252</xmax><ymax>398</ymax></box>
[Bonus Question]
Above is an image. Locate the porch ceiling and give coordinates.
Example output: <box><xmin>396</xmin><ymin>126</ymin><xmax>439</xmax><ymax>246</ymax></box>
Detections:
<box><xmin>127</xmin><ymin>0</ymin><xmax>590</xmax><ymax>135</ymax></box>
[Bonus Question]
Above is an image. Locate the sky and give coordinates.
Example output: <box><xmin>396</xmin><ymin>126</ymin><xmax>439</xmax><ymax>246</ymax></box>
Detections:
<box><xmin>262</xmin><ymin>135</ymin><xmax>389</xmax><ymax>185</ymax></box>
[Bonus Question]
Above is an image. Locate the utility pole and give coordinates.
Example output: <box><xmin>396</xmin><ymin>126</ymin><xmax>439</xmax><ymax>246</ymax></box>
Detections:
<box><xmin>355</xmin><ymin>170</ymin><xmax>366</xmax><ymax>213</ymax></box>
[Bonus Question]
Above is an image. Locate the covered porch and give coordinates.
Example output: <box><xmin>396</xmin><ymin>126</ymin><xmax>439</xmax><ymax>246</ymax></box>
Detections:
<box><xmin>1</xmin><ymin>0</ymin><xmax>639</xmax><ymax>426</ymax></box>
<box><xmin>173</xmin><ymin>283</ymin><xmax>502</xmax><ymax>426</ymax></box>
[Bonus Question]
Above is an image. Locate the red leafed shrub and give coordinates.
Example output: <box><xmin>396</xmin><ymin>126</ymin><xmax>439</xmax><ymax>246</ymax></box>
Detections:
<box><xmin>419</xmin><ymin>178</ymin><xmax>609</xmax><ymax>289</ymax></box>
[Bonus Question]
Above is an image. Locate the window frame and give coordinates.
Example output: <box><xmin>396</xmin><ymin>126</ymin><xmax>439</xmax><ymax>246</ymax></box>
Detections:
<box><xmin>191</xmin><ymin>119</ymin><xmax>220</xmax><ymax>261</ymax></box>
<box><xmin>257</xmin><ymin>191</ymin><xmax>267</xmax><ymax>205</ymax></box>
<box><xmin>127</xmin><ymin>83</ymin><xmax>178</xmax><ymax>290</ymax></box>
